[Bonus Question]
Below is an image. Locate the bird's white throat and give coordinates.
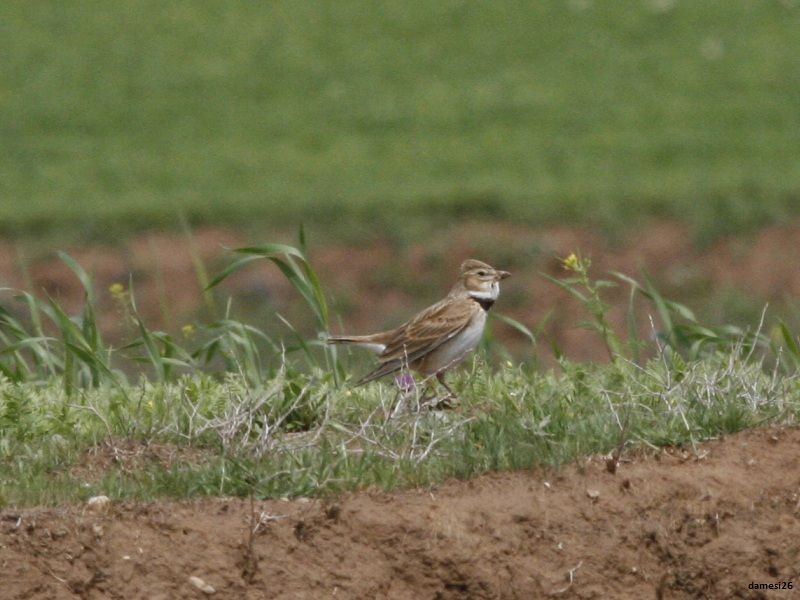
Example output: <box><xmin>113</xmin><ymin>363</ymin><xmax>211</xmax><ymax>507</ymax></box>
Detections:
<box><xmin>468</xmin><ymin>282</ymin><xmax>499</xmax><ymax>301</ymax></box>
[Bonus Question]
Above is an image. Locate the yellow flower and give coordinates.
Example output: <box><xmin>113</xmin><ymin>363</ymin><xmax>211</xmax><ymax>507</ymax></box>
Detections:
<box><xmin>181</xmin><ymin>324</ymin><xmax>196</xmax><ymax>339</ymax></box>
<box><xmin>562</xmin><ymin>252</ymin><xmax>580</xmax><ymax>271</ymax></box>
<box><xmin>108</xmin><ymin>282</ymin><xmax>125</xmax><ymax>297</ymax></box>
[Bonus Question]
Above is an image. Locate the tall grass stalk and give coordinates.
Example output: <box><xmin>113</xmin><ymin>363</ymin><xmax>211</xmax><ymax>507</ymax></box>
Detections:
<box><xmin>206</xmin><ymin>228</ymin><xmax>343</xmax><ymax>384</ymax></box>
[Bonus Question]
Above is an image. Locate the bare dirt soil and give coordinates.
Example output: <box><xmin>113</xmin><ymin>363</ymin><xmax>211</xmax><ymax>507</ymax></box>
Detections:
<box><xmin>2</xmin><ymin>426</ymin><xmax>799</xmax><ymax>599</ymax></box>
<box><xmin>3</xmin><ymin>220</ymin><xmax>800</xmax><ymax>362</ymax></box>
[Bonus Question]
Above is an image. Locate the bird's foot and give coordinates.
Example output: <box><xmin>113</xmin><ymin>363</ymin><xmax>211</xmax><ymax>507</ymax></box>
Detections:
<box><xmin>422</xmin><ymin>393</ymin><xmax>458</xmax><ymax>411</ymax></box>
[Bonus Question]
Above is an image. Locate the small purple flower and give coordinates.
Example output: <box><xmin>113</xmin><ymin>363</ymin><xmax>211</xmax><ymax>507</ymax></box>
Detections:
<box><xmin>394</xmin><ymin>372</ymin><xmax>416</xmax><ymax>392</ymax></box>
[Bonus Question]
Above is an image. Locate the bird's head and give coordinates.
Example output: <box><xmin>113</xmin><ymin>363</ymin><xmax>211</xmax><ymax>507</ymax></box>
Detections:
<box><xmin>455</xmin><ymin>259</ymin><xmax>511</xmax><ymax>302</ymax></box>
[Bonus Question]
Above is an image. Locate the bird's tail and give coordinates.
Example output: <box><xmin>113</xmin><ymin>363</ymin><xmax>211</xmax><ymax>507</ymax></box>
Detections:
<box><xmin>325</xmin><ymin>333</ymin><xmax>387</xmax><ymax>354</ymax></box>
<box><xmin>326</xmin><ymin>335</ymin><xmax>365</xmax><ymax>344</ymax></box>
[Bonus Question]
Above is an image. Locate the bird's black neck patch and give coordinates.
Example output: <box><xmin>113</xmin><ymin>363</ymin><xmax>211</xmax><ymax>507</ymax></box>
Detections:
<box><xmin>471</xmin><ymin>297</ymin><xmax>495</xmax><ymax>311</ymax></box>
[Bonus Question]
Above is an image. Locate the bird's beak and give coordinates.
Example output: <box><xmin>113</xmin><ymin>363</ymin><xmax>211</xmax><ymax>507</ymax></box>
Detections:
<box><xmin>497</xmin><ymin>270</ymin><xmax>511</xmax><ymax>280</ymax></box>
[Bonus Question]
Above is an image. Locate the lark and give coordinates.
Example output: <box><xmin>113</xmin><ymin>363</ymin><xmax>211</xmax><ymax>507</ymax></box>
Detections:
<box><xmin>327</xmin><ymin>259</ymin><xmax>510</xmax><ymax>395</ymax></box>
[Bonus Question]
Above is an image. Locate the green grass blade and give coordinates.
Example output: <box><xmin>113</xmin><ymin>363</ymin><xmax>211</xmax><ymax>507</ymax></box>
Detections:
<box><xmin>205</xmin><ymin>255</ymin><xmax>264</xmax><ymax>291</ymax></box>
<box><xmin>491</xmin><ymin>312</ymin><xmax>536</xmax><ymax>346</ymax></box>
<box><xmin>540</xmin><ymin>272</ymin><xmax>589</xmax><ymax>303</ymax></box>
<box><xmin>778</xmin><ymin>321</ymin><xmax>800</xmax><ymax>365</ymax></box>
<box><xmin>57</xmin><ymin>251</ymin><xmax>96</xmax><ymax>305</ymax></box>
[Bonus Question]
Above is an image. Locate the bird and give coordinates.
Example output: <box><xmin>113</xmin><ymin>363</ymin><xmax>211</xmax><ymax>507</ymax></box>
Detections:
<box><xmin>326</xmin><ymin>259</ymin><xmax>511</xmax><ymax>396</ymax></box>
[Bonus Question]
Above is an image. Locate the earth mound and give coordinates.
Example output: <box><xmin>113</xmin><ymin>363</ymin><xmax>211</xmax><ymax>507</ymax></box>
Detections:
<box><xmin>3</xmin><ymin>426</ymin><xmax>799</xmax><ymax>599</ymax></box>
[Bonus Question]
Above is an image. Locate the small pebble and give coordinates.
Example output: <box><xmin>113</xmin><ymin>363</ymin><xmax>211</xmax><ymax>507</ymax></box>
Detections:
<box><xmin>189</xmin><ymin>576</ymin><xmax>215</xmax><ymax>595</ymax></box>
<box><xmin>86</xmin><ymin>495</ymin><xmax>111</xmax><ymax>512</ymax></box>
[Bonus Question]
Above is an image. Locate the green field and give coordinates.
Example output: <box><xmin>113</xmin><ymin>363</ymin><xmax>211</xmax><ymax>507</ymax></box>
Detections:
<box><xmin>2</xmin><ymin>1</ymin><xmax>800</xmax><ymax>237</ymax></box>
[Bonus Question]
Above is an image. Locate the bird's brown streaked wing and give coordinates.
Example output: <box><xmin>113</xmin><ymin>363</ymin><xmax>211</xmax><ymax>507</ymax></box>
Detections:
<box><xmin>355</xmin><ymin>298</ymin><xmax>478</xmax><ymax>385</ymax></box>
<box><xmin>382</xmin><ymin>298</ymin><xmax>477</xmax><ymax>362</ymax></box>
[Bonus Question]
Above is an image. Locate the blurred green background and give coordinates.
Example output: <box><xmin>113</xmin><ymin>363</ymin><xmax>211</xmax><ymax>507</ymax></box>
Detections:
<box><xmin>2</xmin><ymin>0</ymin><xmax>799</xmax><ymax>239</ymax></box>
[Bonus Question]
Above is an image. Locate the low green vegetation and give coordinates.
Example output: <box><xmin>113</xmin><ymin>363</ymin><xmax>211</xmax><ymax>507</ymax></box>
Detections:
<box><xmin>2</xmin><ymin>1</ymin><xmax>800</xmax><ymax>239</ymax></box>
<box><xmin>0</xmin><ymin>244</ymin><xmax>798</xmax><ymax>506</ymax></box>
<box><xmin>1</xmin><ymin>349</ymin><xmax>795</xmax><ymax>506</ymax></box>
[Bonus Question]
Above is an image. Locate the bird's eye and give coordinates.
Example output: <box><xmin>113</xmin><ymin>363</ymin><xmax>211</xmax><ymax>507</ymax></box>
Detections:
<box><xmin>477</xmin><ymin>270</ymin><xmax>487</xmax><ymax>277</ymax></box>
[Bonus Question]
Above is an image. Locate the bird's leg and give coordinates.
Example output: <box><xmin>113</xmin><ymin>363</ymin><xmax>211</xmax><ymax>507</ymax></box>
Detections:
<box><xmin>417</xmin><ymin>379</ymin><xmax>436</xmax><ymax>408</ymax></box>
<box><xmin>432</xmin><ymin>372</ymin><xmax>457</xmax><ymax>409</ymax></box>
<box><xmin>417</xmin><ymin>375</ymin><xmax>445</xmax><ymax>410</ymax></box>
<box><xmin>436</xmin><ymin>372</ymin><xmax>455</xmax><ymax>396</ymax></box>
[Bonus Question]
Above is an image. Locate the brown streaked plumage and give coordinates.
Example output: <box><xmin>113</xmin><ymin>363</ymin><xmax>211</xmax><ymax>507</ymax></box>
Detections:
<box><xmin>327</xmin><ymin>259</ymin><xmax>510</xmax><ymax>391</ymax></box>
